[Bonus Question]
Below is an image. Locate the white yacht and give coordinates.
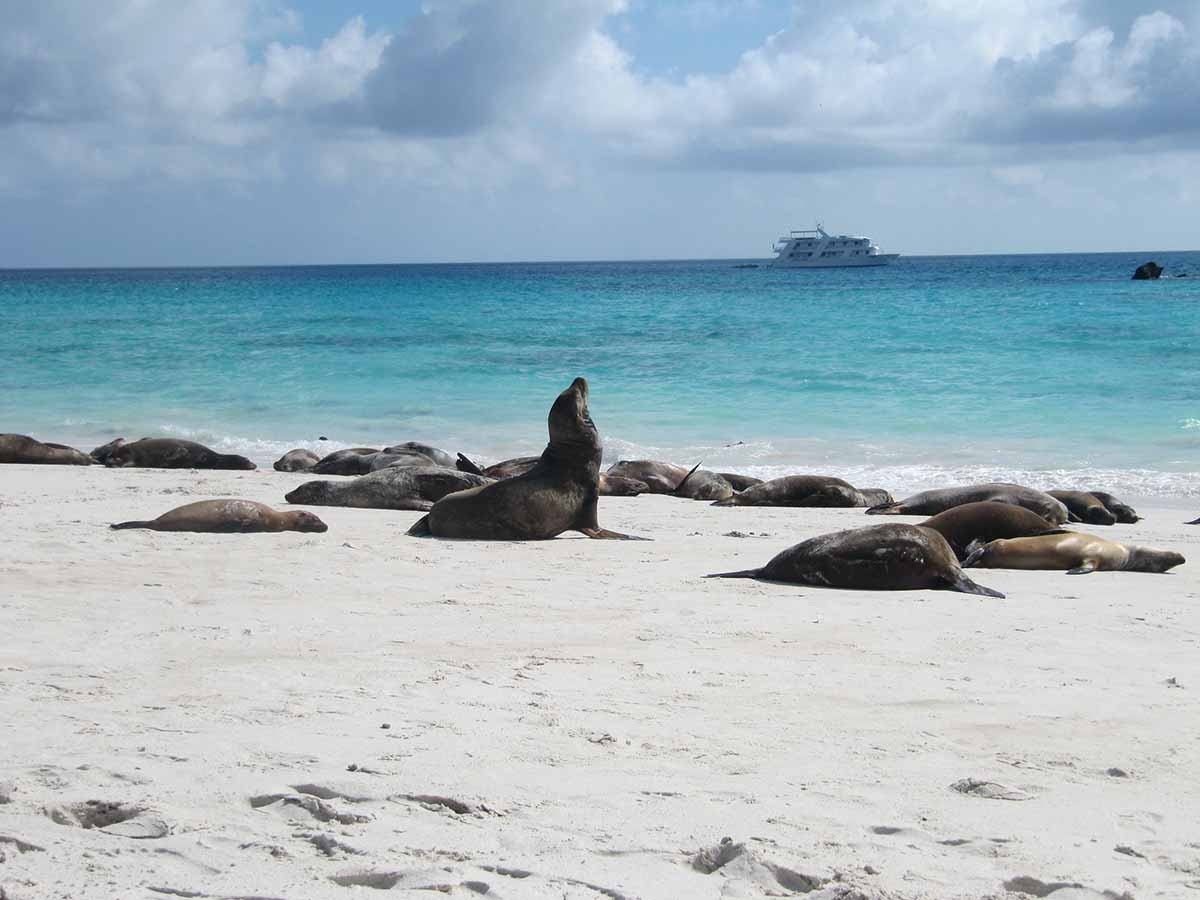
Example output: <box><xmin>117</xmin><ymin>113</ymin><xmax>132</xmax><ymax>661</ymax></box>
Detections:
<box><xmin>772</xmin><ymin>225</ymin><xmax>898</xmax><ymax>267</ymax></box>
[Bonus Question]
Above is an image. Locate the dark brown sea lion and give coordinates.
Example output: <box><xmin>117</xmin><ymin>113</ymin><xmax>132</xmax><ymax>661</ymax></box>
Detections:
<box><xmin>1088</xmin><ymin>491</ymin><xmax>1140</xmax><ymax>523</ymax></box>
<box><xmin>708</xmin><ymin>523</ymin><xmax>1003</xmax><ymax>596</ymax></box>
<box><xmin>605</xmin><ymin>460</ymin><xmax>691</xmax><ymax>494</ymax></box>
<box><xmin>1047</xmin><ymin>491</ymin><xmax>1117</xmax><ymax>526</ymax></box>
<box><xmin>111</xmin><ymin>499</ymin><xmax>327</xmax><ymax>533</ymax></box>
<box><xmin>408</xmin><ymin>378</ymin><xmax>642</xmax><ymax>540</ymax></box>
<box><xmin>599</xmin><ymin>474</ymin><xmax>649</xmax><ymax>496</ymax></box>
<box><xmin>713</xmin><ymin>475</ymin><xmax>891</xmax><ymax>508</ymax></box>
<box><xmin>383</xmin><ymin>442</ymin><xmax>456</xmax><ymax>468</ymax></box>
<box><xmin>458</xmin><ymin>454</ymin><xmax>646</xmax><ymax>496</ymax></box>
<box><xmin>310</xmin><ymin>448</ymin><xmax>383</xmax><ymax>475</ymax></box>
<box><xmin>917</xmin><ymin>501</ymin><xmax>1063</xmax><ymax>561</ymax></box>
<box><xmin>0</xmin><ymin>434</ymin><xmax>94</xmax><ymax>465</ymax></box>
<box><xmin>717</xmin><ymin>473</ymin><xmax>764</xmax><ymax>491</ymax></box>
<box><xmin>273</xmin><ymin>448</ymin><xmax>320</xmax><ymax>472</ymax></box>
<box><xmin>102</xmin><ymin>438</ymin><xmax>256</xmax><ymax>470</ymax></box>
<box><xmin>963</xmin><ymin>533</ymin><xmax>1184</xmax><ymax>574</ymax></box>
<box><xmin>285</xmin><ymin>466</ymin><xmax>492</xmax><ymax>511</ymax></box>
<box><xmin>866</xmin><ymin>483</ymin><xmax>1068</xmax><ymax>524</ymax></box>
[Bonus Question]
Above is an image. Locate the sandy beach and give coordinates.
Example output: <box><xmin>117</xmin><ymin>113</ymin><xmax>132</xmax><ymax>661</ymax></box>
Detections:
<box><xmin>1</xmin><ymin>463</ymin><xmax>1198</xmax><ymax>900</ymax></box>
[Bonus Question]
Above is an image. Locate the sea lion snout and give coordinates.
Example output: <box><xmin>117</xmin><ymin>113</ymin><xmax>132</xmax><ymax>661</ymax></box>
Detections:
<box><xmin>548</xmin><ymin>377</ymin><xmax>598</xmax><ymax>447</ymax></box>
<box><xmin>291</xmin><ymin>511</ymin><xmax>329</xmax><ymax>533</ymax></box>
<box><xmin>1126</xmin><ymin>546</ymin><xmax>1185</xmax><ymax>573</ymax></box>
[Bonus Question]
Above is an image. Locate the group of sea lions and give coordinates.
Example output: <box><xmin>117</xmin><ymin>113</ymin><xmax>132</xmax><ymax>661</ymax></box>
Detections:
<box><xmin>1</xmin><ymin>378</ymin><xmax>1192</xmax><ymax>592</ymax></box>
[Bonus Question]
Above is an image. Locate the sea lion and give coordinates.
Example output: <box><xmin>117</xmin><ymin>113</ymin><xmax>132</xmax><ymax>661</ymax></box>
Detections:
<box><xmin>606</xmin><ymin>460</ymin><xmax>691</xmax><ymax>494</ymax></box>
<box><xmin>963</xmin><ymin>533</ymin><xmax>1184</xmax><ymax>574</ymax></box>
<box><xmin>285</xmin><ymin>466</ymin><xmax>492</xmax><ymax>511</ymax></box>
<box><xmin>0</xmin><ymin>434</ymin><xmax>94</xmax><ymax>465</ymax></box>
<box><xmin>866</xmin><ymin>483</ymin><xmax>1068</xmax><ymax>525</ymax></box>
<box><xmin>273</xmin><ymin>448</ymin><xmax>320</xmax><ymax>472</ymax></box>
<box><xmin>458</xmin><ymin>454</ymin><xmax>645</xmax><ymax>496</ymax></box>
<box><xmin>713</xmin><ymin>475</ymin><xmax>891</xmax><ymax>508</ymax></box>
<box><xmin>599</xmin><ymin>474</ymin><xmax>649</xmax><ymax>496</ymax></box>
<box><xmin>717</xmin><ymin>473</ymin><xmax>764</xmax><ymax>491</ymax></box>
<box><xmin>917</xmin><ymin>501</ymin><xmax>1063</xmax><ymax>561</ymax></box>
<box><xmin>111</xmin><ymin>499</ymin><xmax>327</xmax><ymax>533</ymax></box>
<box><xmin>310</xmin><ymin>448</ymin><xmax>383</xmax><ymax>475</ymax></box>
<box><xmin>383</xmin><ymin>442</ymin><xmax>456</xmax><ymax>468</ymax></box>
<box><xmin>1047</xmin><ymin>490</ymin><xmax>1117</xmax><ymax>526</ymax></box>
<box><xmin>1088</xmin><ymin>491</ymin><xmax>1140</xmax><ymax>523</ymax></box>
<box><xmin>102</xmin><ymin>438</ymin><xmax>256</xmax><ymax>470</ymax></box>
<box><xmin>708</xmin><ymin>523</ymin><xmax>1003</xmax><ymax>597</ymax></box>
<box><xmin>673</xmin><ymin>467</ymin><xmax>735</xmax><ymax>501</ymax></box>
<box><xmin>408</xmin><ymin>378</ymin><xmax>642</xmax><ymax>540</ymax></box>
<box><xmin>1188</xmin><ymin>516</ymin><xmax>1199</xmax><ymax>525</ymax></box>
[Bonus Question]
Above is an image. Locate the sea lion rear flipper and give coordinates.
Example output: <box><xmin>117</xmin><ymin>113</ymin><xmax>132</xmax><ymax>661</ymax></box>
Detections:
<box><xmin>706</xmin><ymin>569</ymin><xmax>763</xmax><ymax>579</ymax></box>
<box><xmin>111</xmin><ymin>520</ymin><xmax>152</xmax><ymax>530</ymax></box>
<box><xmin>865</xmin><ymin>502</ymin><xmax>900</xmax><ymax>515</ymax></box>
<box><xmin>961</xmin><ymin>540</ymin><xmax>988</xmax><ymax>567</ymax></box>
<box><xmin>578</xmin><ymin>527</ymin><xmax>649</xmax><ymax>541</ymax></box>
<box><xmin>1066</xmin><ymin>563</ymin><xmax>1096</xmax><ymax>574</ymax></box>
<box><xmin>711</xmin><ymin>496</ymin><xmax>736</xmax><ymax>507</ymax></box>
<box><xmin>407</xmin><ymin>515</ymin><xmax>433</xmax><ymax>537</ymax></box>
<box><xmin>947</xmin><ymin>571</ymin><xmax>1005</xmax><ymax>598</ymax></box>
<box><xmin>456</xmin><ymin>453</ymin><xmax>485</xmax><ymax>476</ymax></box>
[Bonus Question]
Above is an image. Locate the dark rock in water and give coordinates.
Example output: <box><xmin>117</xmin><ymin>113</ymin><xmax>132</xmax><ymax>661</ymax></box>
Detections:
<box><xmin>1132</xmin><ymin>261</ymin><xmax>1163</xmax><ymax>280</ymax></box>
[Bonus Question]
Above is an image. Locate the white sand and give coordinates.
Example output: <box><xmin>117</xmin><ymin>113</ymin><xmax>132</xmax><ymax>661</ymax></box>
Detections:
<box><xmin>1</xmin><ymin>465</ymin><xmax>1198</xmax><ymax>900</ymax></box>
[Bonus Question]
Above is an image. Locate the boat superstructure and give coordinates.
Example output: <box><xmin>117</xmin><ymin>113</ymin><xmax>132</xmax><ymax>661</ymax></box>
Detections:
<box><xmin>772</xmin><ymin>225</ymin><xmax>898</xmax><ymax>268</ymax></box>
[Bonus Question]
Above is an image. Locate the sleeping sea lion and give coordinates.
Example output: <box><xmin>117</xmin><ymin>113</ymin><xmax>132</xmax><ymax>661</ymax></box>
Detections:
<box><xmin>103</xmin><ymin>438</ymin><xmax>256</xmax><ymax>470</ymax></box>
<box><xmin>713</xmin><ymin>475</ymin><xmax>891</xmax><ymax>508</ymax></box>
<box><xmin>866</xmin><ymin>483</ymin><xmax>1068</xmax><ymax>525</ymax></box>
<box><xmin>383</xmin><ymin>442</ymin><xmax>456</xmax><ymax>468</ymax></box>
<box><xmin>285</xmin><ymin>466</ymin><xmax>492</xmax><ymax>511</ymax></box>
<box><xmin>717</xmin><ymin>473</ymin><xmax>764</xmax><ymax>492</ymax></box>
<box><xmin>1088</xmin><ymin>491</ymin><xmax>1140</xmax><ymax>523</ymax></box>
<box><xmin>1047</xmin><ymin>490</ymin><xmax>1117</xmax><ymax>526</ymax></box>
<box><xmin>673</xmin><ymin>467</ymin><xmax>735</xmax><ymax>501</ymax></box>
<box><xmin>0</xmin><ymin>434</ymin><xmax>94</xmax><ymax>466</ymax></box>
<box><xmin>111</xmin><ymin>499</ymin><xmax>327</xmax><ymax>533</ymax></box>
<box><xmin>273</xmin><ymin>448</ymin><xmax>320</xmax><ymax>472</ymax></box>
<box><xmin>708</xmin><ymin>523</ymin><xmax>1003</xmax><ymax>597</ymax></box>
<box><xmin>458</xmin><ymin>453</ymin><xmax>647</xmax><ymax>496</ymax></box>
<box><xmin>606</xmin><ymin>460</ymin><xmax>692</xmax><ymax>494</ymax></box>
<box><xmin>963</xmin><ymin>532</ymin><xmax>1184</xmax><ymax>574</ymax></box>
<box><xmin>310</xmin><ymin>448</ymin><xmax>383</xmax><ymax>475</ymax></box>
<box><xmin>599</xmin><ymin>474</ymin><xmax>649</xmax><ymax>496</ymax></box>
<box><xmin>408</xmin><ymin>378</ymin><xmax>642</xmax><ymax>540</ymax></box>
<box><xmin>917</xmin><ymin>501</ymin><xmax>1063</xmax><ymax>561</ymax></box>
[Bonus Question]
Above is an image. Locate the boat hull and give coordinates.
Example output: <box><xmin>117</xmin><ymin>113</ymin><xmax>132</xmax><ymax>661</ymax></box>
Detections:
<box><xmin>772</xmin><ymin>254</ymin><xmax>898</xmax><ymax>268</ymax></box>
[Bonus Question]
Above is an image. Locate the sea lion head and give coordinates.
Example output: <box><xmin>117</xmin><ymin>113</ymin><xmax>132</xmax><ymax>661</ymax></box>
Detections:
<box><xmin>858</xmin><ymin>488</ymin><xmax>894</xmax><ymax>507</ymax></box>
<box><xmin>547</xmin><ymin>377</ymin><xmax>599</xmax><ymax>455</ymax></box>
<box><xmin>284</xmin><ymin>481</ymin><xmax>331</xmax><ymax>505</ymax></box>
<box><xmin>1124</xmin><ymin>546</ymin><xmax>1185</xmax><ymax>573</ymax></box>
<box><xmin>288</xmin><ymin>510</ymin><xmax>330</xmax><ymax>533</ymax></box>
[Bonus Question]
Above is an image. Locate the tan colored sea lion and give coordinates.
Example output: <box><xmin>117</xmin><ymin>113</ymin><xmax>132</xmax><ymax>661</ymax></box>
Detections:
<box><xmin>0</xmin><ymin>434</ymin><xmax>94</xmax><ymax>466</ymax></box>
<box><xmin>1047</xmin><ymin>490</ymin><xmax>1117</xmax><ymax>526</ymax></box>
<box><xmin>866</xmin><ymin>483</ymin><xmax>1068</xmax><ymax>524</ymax></box>
<box><xmin>963</xmin><ymin>533</ymin><xmax>1184</xmax><ymax>574</ymax></box>
<box><xmin>408</xmin><ymin>378</ymin><xmax>642</xmax><ymax>540</ymax></box>
<box><xmin>917</xmin><ymin>501</ymin><xmax>1064</xmax><ymax>560</ymax></box>
<box><xmin>708</xmin><ymin>523</ymin><xmax>1003</xmax><ymax>596</ymax></box>
<box><xmin>273</xmin><ymin>448</ymin><xmax>320</xmax><ymax>472</ymax></box>
<box><xmin>111</xmin><ymin>499</ymin><xmax>328</xmax><ymax>533</ymax></box>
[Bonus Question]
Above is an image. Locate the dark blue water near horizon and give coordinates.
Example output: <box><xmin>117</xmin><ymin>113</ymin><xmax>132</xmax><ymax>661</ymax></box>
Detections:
<box><xmin>3</xmin><ymin>251</ymin><xmax>1198</xmax><ymax>496</ymax></box>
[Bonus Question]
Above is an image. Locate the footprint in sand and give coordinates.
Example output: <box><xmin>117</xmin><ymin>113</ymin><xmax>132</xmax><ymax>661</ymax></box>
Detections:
<box><xmin>44</xmin><ymin>800</ymin><xmax>169</xmax><ymax>838</ymax></box>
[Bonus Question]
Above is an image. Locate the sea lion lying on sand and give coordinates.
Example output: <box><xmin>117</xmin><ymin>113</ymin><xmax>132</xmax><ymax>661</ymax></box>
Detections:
<box><xmin>286</xmin><ymin>466</ymin><xmax>492</xmax><ymax>511</ymax></box>
<box><xmin>311</xmin><ymin>448</ymin><xmax>398</xmax><ymax>475</ymax></box>
<box><xmin>717</xmin><ymin>473</ymin><xmax>764</xmax><ymax>491</ymax></box>
<box><xmin>1088</xmin><ymin>491</ymin><xmax>1140</xmax><ymax>523</ymax></box>
<box><xmin>708</xmin><ymin>523</ymin><xmax>1003</xmax><ymax>597</ymax></box>
<box><xmin>673</xmin><ymin>467</ymin><xmax>735</xmax><ymax>501</ymax></box>
<box><xmin>99</xmin><ymin>438</ymin><xmax>256</xmax><ymax>470</ymax></box>
<box><xmin>606</xmin><ymin>460</ymin><xmax>692</xmax><ymax>494</ymax></box>
<box><xmin>273</xmin><ymin>448</ymin><xmax>320</xmax><ymax>472</ymax></box>
<box><xmin>963</xmin><ymin>532</ymin><xmax>1184</xmax><ymax>574</ymax></box>
<box><xmin>1047</xmin><ymin>490</ymin><xmax>1116</xmax><ymax>526</ymax></box>
<box><xmin>384</xmin><ymin>442</ymin><xmax>456</xmax><ymax>468</ymax></box>
<box><xmin>917</xmin><ymin>501</ymin><xmax>1064</xmax><ymax>561</ymax></box>
<box><xmin>458</xmin><ymin>453</ymin><xmax>648</xmax><ymax>496</ymax></box>
<box><xmin>713</xmin><ymin>475</ymin><xmax>891</xmax><ymax>508</ymax></box>
<box><xmin>409</xmin><ymin>378</ymin><xmax>643</xmax><ymax>540</ymax></box>
<box><xmin>867</xmin><ymin>483</ymin><xmax>1068</xmax><ymax>525</ymax></box>
<box><xmin>0</xmin><ymin>434</ymin><xmax>94</xmax><ymax>465</ymax></box>
<box><xmin>112</xmin><ymin>499</ymin><xmax>327</xmax><ymax>533</ymax></box>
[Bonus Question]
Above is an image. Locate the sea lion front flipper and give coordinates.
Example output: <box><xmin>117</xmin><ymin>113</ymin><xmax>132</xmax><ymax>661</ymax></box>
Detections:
<box><xmin>456</xmin><ymin>453</ymin><xmax>485</xmax><ymax>476</ymax></box>
<box><xmin>111</xmin><ymin>520</ymin><xmax>153</xmax><ymax>530</ymax></box>
<box><xmin>946</xmin><ymin>571</ymin><xmax>1005</xmax><ymax>598</ymax></box>
<box><xmin>407</xmin><ymin>515</ymin><xmax>433</xmax><ymax>537</ymax></box>
<box><xmin>705</xmin><ymin>569</ymin><xmax>763</xmax><ymax>579</ymax></box>
<box><xmin>864</xmin><ymin>502</ymin><xmax>901</xmax><ymax>515</ymax></box>
<box><xmin>1186</xmin><ymin>517</ymin><xmax>1199</xmax><ymax>525</ymax></box>
<box><xmin>578</xmin><ymin>527</ymin><xmax>649</xmax><ymax>541</ymax></box>
<box><xmin>1066</xmin><ymin>563</ymin><xmax>1097</xmax><ymax>574</ymax></box>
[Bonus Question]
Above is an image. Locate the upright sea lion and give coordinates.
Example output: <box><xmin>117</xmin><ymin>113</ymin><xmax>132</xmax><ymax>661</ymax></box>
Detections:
<box><xmin>866</xmin><ymin>483</ymin><xmax>1068</xmax><ymax>525</ymax></box>
<box><xmin>273</xmin><ymin>448</ymin><xmax>320</xmax><ymax>472</ymax></box>
<box><xmin>717</xmin><ymin>473</ymin><xmax>764</xmax><ymax>492</ymax></box>
<box><xmin>708</xmin><ymin>523</ymin><xmax>1003</xmax><ymax>597</ymax></box>
<box><xmin>111</xmin><ymin>499</ymin><xmax>327</xmax><ymax>533</ymax></box>
<box><xmin>713</xmin><ymin>475</ymin><xmax>891</xmax><ymax>508</ymax></box>
<box><xmin>963</xmin><ymin>533</ymin><xmax>1184</xmax><ymax>574</ymax></box>
<box><xmin>917</xmin><ymin>501</ymin><xmax>1063</xmax><ymax>561</ymax></box>
<box><xmin>1047</xmin><ymin>490</ymin><xmax>1117</xmax><ymax>526</ymax></box>
<box><xmin>310</xmin><ymin>448</ymin><xmax>382</xmax><ymax>475</ymax></box>
<box><xmin>606</xmin><ymin>460</ymin><xmax>691</xmax><ymax>494</ymax></box>
<box><xmin>383</xmin><ymin>442</ymin><xmax>456</xmax><ymax>468</ymax></box>
<box><xmin>458</xmin><ymin>453</ymin><xmax>647</xmax><ymax>496</ymax></box>
<box><xmin>103</xmin><ymin>438</ymin><xmax>256</xmax><ymax>470</ymax></box>
<box><xmin>285</xmin><ymin>466</ymin><xmax>492</xmax><ymax>511</ymax></box>
<box><xmin>408</xmin><ymin>378</ymin><xmax>642</xmax><ymax>540</ymax></box>
<box><xmin>0</xmin><ymin>434</ymin><xmax>94</xmax><ymax>465</ymax></box>
<box><xmin>1088</xmin><ymin>491</ymin><xmax>1140</xmax><ymax>523</ymax></box>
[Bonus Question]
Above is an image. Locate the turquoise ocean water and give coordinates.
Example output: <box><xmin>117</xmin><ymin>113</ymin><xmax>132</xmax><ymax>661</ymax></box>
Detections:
<box><xmin>3</xmin><ymin>253</ymin><xmax>1198</xmax><ymax>496</ymax></box>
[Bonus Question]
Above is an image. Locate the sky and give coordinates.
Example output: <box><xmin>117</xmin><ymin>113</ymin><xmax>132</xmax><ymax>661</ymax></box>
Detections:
<box><xmin>1</xmin><ymin>0</ymin><xmax>1198</xmax><ymax>266</ymax></box>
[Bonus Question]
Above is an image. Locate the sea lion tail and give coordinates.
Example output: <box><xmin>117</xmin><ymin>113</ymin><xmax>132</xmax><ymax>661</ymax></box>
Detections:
<box><xmin>948</xmin><ymin>570</ymin><xmax>1005</xmax><ymax>598</ymax></box>
<box><xmin>456</xmin><ymin>453</ymin><xmax>485</xmax><ymax>476</ymax></box>
<box><xmin>111</xmin><ymin>520</ymin><xmax>151</xmax><ymax>530</ymax></box>
<box><xmin>673</xmin><ymin>462</ymin><xmax>703</xmax><ymax>496</ymax></box>
<box><xmin>706</xmin><ymin>569</ymin><xmax>762</xmax><ymax>579</ymax></box>
<box><xmin>407</xmin><ymin>515</ymin><xmax>432</xmax><ymax>537</ymax></box>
